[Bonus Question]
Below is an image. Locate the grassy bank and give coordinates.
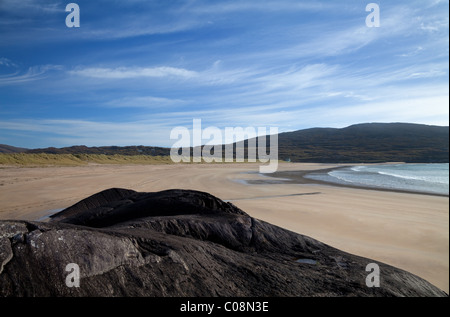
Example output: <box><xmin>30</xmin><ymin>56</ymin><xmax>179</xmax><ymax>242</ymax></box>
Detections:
<box><xmin>0</xmin><ymin>153</ymin><xmax>173</xmax><ymax>166</ymax></box>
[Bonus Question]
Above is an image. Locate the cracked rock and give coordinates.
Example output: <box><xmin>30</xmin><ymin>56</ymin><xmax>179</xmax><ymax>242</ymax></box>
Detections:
<box><xmin>0</xmin><ymin>238</ymin><xmax>13</xmax><ymax>275</ymax></box>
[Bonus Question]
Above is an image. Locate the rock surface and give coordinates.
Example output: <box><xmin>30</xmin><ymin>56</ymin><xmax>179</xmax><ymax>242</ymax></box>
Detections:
<box><xmin>0</xmin><ymin>188</ymin><xmax>447</xmax><ymax>297</ymax></box>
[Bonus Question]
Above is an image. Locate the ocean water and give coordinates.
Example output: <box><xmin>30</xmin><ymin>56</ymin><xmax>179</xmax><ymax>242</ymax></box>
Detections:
<box><xmin>305</xmin><ymin>163</ymin><xmax>449</xmax><ymax>195</ymax></box>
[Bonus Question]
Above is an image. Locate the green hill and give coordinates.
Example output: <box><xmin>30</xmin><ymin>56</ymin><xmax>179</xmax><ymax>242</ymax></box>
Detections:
<box><xmin>275</xmin><ymin>123</ymin><xmax>449</xmax><ymax>163</ymax></box>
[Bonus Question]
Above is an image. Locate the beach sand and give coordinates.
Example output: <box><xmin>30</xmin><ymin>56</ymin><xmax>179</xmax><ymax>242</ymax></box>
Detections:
<box><xmin>0</xmin><ymin>162</ymin><xmax>448</xmax><ymax>293</ymax></box>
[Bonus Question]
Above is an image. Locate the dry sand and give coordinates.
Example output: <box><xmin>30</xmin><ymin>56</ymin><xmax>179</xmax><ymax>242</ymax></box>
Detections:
<box><xmin>0</xmin><ymin>162</ymin><xmax>448</xmax><ymax>293</ymax></box>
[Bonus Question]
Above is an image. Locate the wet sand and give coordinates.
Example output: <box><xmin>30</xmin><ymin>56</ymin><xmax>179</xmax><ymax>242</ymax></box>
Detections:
<box><xmin>0</xmin><ymin>162</ymin><xmax>448</xmax><ymax>293</ymax></box>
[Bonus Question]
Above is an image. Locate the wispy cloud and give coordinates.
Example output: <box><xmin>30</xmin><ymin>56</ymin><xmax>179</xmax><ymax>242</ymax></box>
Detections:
<box><xmin>69</xmin><ymin>66</ymin><xmax>198</xmax><ymax>79</ymax></box>
<box><xmin>104</xmin><ymin>96</ymin><xmax>189</xmax><ymax>109</ymax></box>
<box><xmin>186</xmin><ymin>0</ymin><xmax>332</xmax><ymax>14</ymax></box>
<box><xmin>0</xmin><ymin>64</ymin><xmax>63</xmax><ymax>85</ymax></box>
<box><xmin>420</xmin><ymin>20</ymin><xmax>449</xmax><ymax>32</ymax></box>
<box><xmin>255</xmin><ymin>64</ymin><xmax>339</xmax><ymax>92</ymax></box>
<box><xmin>0</xmin><ymin>118</ymin><xmax>173</xmax><ymax>147</ymax></box>
<box><xmin>397</xmin><ymin>46</ymin><xmax>424</xmax><ymax>57</ymax></box>
<box><xmin>0</xmin><ymin>0</ymin><xmax>62</xmax><ymax>14</ymax></box>
<box><xmin>0</xmin><ymin>57</ymin><xmax>17</xmax><ymax>67</ymax></box>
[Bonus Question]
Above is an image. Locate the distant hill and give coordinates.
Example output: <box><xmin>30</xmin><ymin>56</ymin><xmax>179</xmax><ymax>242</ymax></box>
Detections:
<box><xmin>26</xmin><ymin>145</ymin><xmax>170</xmax><ymax>156</ymax></box>
<box><xmin>210</xmin><ymin>122</ymin><xmax>448</xmax><ymax>163</ymax></box>
<box><xmin>4</xmin><ymin>122</ymin><xmax>449</xmax><ymax>163</ymax></box>
<box><xmin>274</xmin><ymin>123</ymin><xmax>449</xmax><ymax>163</ymax></box>
<box><xmin>0</xmin><ymin>144</ymin><xmax>28</xmax><ymax>153</ymax></box>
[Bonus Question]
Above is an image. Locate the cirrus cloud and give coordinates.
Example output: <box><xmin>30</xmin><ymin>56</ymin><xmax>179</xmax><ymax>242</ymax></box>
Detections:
<box><xmin>69</xmin><ymin>66</ymin><xmax>199</xmax><ymax>79</ymax></box>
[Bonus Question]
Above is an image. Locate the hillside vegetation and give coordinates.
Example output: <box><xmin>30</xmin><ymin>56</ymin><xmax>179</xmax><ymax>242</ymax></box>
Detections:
<box><xmin>0</xmin><ymin>153</ymin><xmax>172</xmax><ymax>166</ymax></box>
<box><xmin>275</xmin><ymin>123</ymin><xmax>449</xmax><ymax>163</ymax></box>
<box><xmin>26</xmin><ymin>145</ymin><xmax>170</xmax><ymax>156</ymax></box>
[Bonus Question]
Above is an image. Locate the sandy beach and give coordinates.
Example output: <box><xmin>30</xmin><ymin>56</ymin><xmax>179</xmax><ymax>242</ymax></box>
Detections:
<box><xmin>0</xmin><ymin>162</ymin><xmax>448</xmax><ymax>293</ymax></box>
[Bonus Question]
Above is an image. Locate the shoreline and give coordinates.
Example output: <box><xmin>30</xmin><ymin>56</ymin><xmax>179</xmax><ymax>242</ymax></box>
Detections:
<box><xmin>264</xmin><ymin>166</ymin><xmax>449</xmax><ymax>198</ymax></box>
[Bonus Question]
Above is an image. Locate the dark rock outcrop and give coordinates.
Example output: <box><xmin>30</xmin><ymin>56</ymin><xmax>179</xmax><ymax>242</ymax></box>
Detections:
<box><xmin>0</xmin><ymin>188</ymin><xmax>447</xmax><ymax>297</ymax></box>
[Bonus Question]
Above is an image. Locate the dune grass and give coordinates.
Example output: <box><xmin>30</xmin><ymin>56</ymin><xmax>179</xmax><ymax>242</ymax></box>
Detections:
<box><xmin>0</xmin><ymin>153</ymin><xmax>276</xmax><ymax>167</ymax></box>
<box><xmin>0</xmin><ymin>153</ymin><xmax>173</xmax><ymax>167</ymax></box>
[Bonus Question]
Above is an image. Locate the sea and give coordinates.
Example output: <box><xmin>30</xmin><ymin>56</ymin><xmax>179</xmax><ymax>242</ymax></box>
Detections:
<box><xmin>305</xmin><ymin>163</ymin><xmax>449</xmax><ymax>196</ymax></box>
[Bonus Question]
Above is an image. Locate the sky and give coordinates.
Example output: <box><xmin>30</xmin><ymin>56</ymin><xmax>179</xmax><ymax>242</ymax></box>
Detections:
<box><xmin>0</xmin><ymin>0</ymin><xmax>448</xmax><ymax>148</ymax></box>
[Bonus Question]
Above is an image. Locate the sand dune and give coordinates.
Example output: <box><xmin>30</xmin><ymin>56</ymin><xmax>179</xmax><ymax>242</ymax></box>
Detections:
<box><xmin>0</xmin><ymin>162</ymin><xmax>448</xmax><ymax>293</ymax></box>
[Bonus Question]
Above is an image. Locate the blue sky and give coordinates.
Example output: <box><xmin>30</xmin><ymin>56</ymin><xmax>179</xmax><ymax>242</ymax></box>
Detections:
<box><xmin>0</xmin><ymin>0</ymin><xmax>448</xmax><ymax>148</ymax></box>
